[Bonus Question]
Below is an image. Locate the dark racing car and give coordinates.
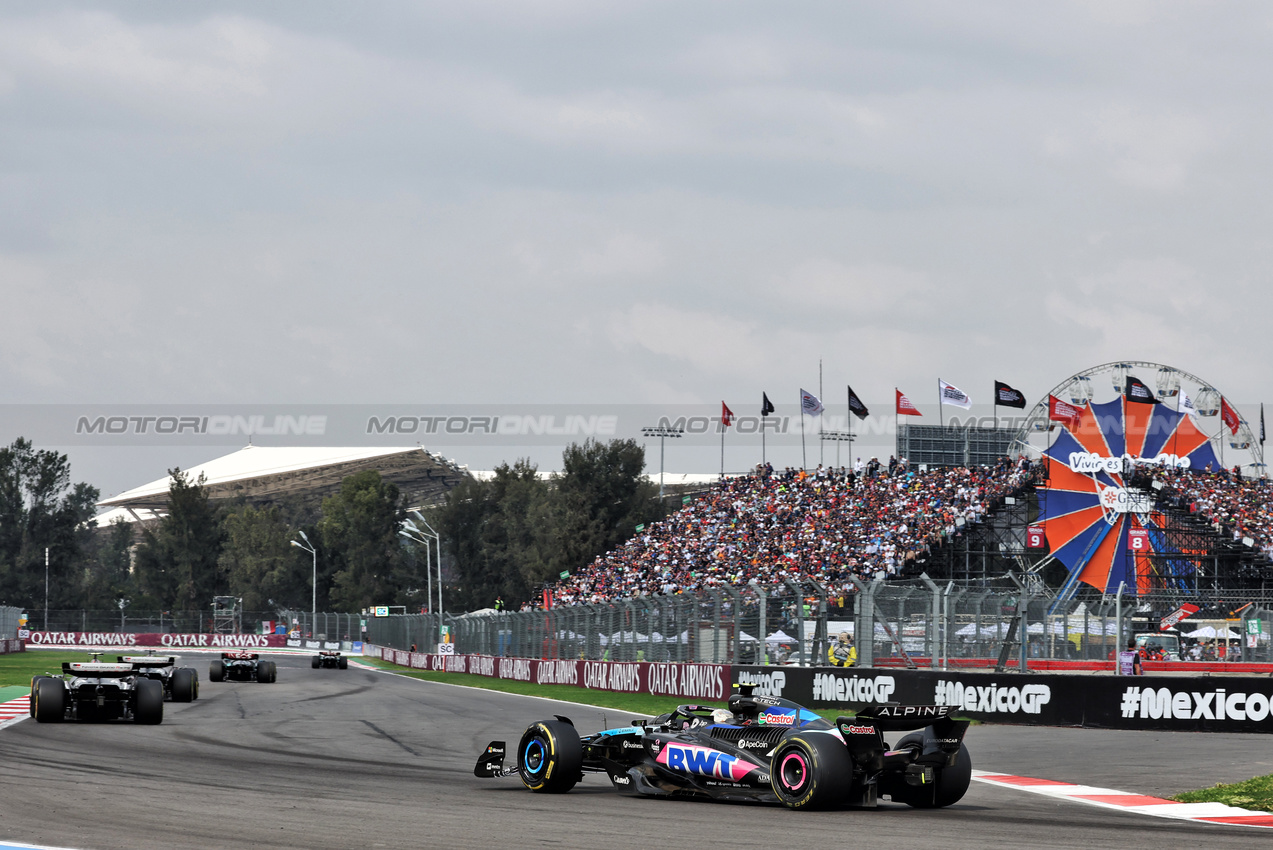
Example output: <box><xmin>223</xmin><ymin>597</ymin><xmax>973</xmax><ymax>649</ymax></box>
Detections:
<box><xmin>474</xmin><ymin>684</ymin><xmax>971</xmax><ymax>810</ymax></box>
<box><xmin>208</xmin><ymin>652</ymin><xmax>277</xmax><ymax>683</ymax></box>
<box><xmin>312</xmin><ymin>651</ymin><xmax>347</xmax><ymax>669</ymax></box>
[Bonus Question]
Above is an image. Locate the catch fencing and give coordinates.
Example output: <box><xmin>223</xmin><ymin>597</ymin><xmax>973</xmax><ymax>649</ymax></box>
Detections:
<box><xmin>366</xmin><ymin>578</ymin><xmax>1273</xmax><ymax>668</ymax></box>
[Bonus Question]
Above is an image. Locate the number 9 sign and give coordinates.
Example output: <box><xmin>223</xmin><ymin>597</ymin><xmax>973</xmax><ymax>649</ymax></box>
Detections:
<box><xmin>1026</xmin><ymin>526</ymin><xmax>1046</xmax><ymax>549</ymax></box>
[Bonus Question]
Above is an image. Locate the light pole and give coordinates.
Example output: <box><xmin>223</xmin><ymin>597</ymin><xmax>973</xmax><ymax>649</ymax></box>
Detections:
<box><xmin>401</xmin><ymin>511</ymin><xmax>443</xmax><ymax>647</ymax></box>
<box><xmin>641</xmin><ymin>425</ymin><xmax>684</xmax><ymax>501</ymax></box>
<box><xmin>44</xmin><ymin>547</ymin><xmax>49</xmax><ymax>631</ymax></box>
<box><xmin>290</xmin><ymin>531</ymin><xmax>317</xmax><ymax>617</ymax></box>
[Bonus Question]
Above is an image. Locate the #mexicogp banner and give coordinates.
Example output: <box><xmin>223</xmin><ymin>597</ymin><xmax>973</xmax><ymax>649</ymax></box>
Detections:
<box><xmin>731</xmin><ymin>666</ymin><xmax>1273</xmax><ymax>734</ymax></box>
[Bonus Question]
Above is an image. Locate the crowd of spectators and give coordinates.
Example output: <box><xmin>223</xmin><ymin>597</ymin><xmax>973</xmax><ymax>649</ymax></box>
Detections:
<box><xmin>1139</xmin><ymin>464</ymin><xmax>1273</xmax><ymax>555</ymax></box>
<box><xmin>547</xmin><ymin>456</ymin><xmax>1040</xmax><ymax>607</ymax></box>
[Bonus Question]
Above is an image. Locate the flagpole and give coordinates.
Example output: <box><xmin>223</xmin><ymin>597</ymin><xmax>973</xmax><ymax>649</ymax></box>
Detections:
<box><xmin>993</xmin><ymin>382</ymin><xmax>998</xmax><ymax>431</ymax></box>
<box><xmin>819</xmin><ymin>360</ymin><xmax>824</xmax><ymax>468</ymax></box>
<box><xmin>847</xmin><ymin>385</ymin><xmax>853</xmax><ymax>473</ymax></box>
<box><xmin>1172</xmin><ymin>391</ymin><xmax>1181</xmax><ymax>460</ymax></box>
<box><xmin>720</xmin><ymin>416</ymin><xmax>725</xmax><ymax>478</ymax></box>
<box><xmin>938</xmin><ymin>378</ymin><xmax>944</xmax><ymax>428</ymax></box>
<box><xmin>800</xmin><ymin>390</ymin><xmax>807</xmax><ymax>471</ymax></box>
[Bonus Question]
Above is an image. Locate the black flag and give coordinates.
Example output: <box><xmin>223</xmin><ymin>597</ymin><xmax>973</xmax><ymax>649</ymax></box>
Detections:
<box><xmin>846</xmin><ymin>385</ymin><xmax>869</xmax><ymax>420</ymax></box>
<box><xmin>1125</xmin><ymin>376</ymin><xmax>1157</xmax><ymax>404</ymax></box>
<box><xmin>761</xmin><ymin>392</ymin><xmax>775</xmax><ymax>417</ymax></box>
<box><xmin>1262</xmin><ymin>403</ymin><xmax>1266</xmax><ymax>445</ymax></box>
<box><xmin>994</xmin><ymin>381</ymin><xmax>1027</xmax><ymax>409</ymax></box>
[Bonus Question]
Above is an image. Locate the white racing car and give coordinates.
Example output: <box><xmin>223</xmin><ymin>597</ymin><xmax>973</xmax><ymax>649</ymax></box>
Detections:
<box><xmin>118</xmin><ymin>654</ymin><xmax>199</xmax><ymax>702</ymax></box>
<box><xmin>30</xmin><ymin>656</ymin><xmax>164</xmax><ymax>724</ymax></box>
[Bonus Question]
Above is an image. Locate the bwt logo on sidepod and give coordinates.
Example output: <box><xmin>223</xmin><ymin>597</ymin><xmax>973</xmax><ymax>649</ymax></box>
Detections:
<box><xmin>656</xmin><ymin>744</ymin><xmax>756</xmax><ymax>781</ymax></box>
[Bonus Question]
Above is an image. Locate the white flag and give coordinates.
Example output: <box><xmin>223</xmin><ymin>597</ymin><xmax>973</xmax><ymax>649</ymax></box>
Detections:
<box><xmin>800</xmin><ymin>389</ymin><xmax>824</xmax><ymax>417</ymax></box>
<box><xmin>939</xmin><ymin>379</ymin><xmax>972</xmax><ymax>410</ymax></box>
<box><xmin>1179</xmin><ymin>392</ymin><xmax>1198</xmax><ymax>419</ymax></box>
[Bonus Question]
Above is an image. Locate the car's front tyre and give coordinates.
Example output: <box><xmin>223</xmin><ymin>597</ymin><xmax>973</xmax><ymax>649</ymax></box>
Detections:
<box><xmin>517</xmin><ymin>720</ymin><xmax>582</xmax><ymax>794</ymax></box>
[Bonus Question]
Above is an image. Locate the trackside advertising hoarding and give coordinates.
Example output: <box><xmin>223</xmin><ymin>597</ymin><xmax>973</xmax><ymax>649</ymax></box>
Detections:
<box><xmin>378</xmin><ymin>649</ymin><xmax>731</xmax><ymax>702</ymax></box>
<box><xmin>733</xmin><ymin>666</ymin><xmax>1273</xmax><ymax>734</ymax></box>
<box><xmin>27</xmin><ymin>632</ymin><xmax>290</xmax><ymax>649</ymax></box>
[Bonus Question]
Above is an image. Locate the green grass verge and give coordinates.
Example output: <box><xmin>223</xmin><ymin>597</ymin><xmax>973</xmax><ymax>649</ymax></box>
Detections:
<box><xmin>354</xmin><ymin>656</ymin><xmax>863</xmax><ymax>723</ymax></box>
<box><xmin>0</xmin><ymin>651</ymin><xmax>107</xmax><ymax>687</ymax></box>
<box><xmin>1172</xmin><ymin>774</ymin><xmax>1273</xmax><ymax>812</ymax></box>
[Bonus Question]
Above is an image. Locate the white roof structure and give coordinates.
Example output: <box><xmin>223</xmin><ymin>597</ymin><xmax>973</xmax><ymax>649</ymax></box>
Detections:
<box><xmin>95</xmin><ymin>445</ymin><xmax>470</xmax><ymax>519</ymax></box>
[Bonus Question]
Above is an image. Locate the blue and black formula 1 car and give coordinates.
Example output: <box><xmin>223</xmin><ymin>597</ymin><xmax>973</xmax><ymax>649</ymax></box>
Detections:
<box><xmin>474</xmin><ymin>684</ymin><xmax>971</xmax><ymax>810</ymax></box>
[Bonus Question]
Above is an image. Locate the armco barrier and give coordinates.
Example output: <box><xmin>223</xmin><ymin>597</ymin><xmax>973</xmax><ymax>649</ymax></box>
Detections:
<box><xmin>733</xmin><ymin>665</ymin><xmax>1273</xmax><ymax>734</ymax></box>
<box><xmin>377</xmin><ymin>649</ymin><xmax>732</xmax><ymax>702</ymax></box>
<box><xmin>27</xmin><ymin>631</ymin><xmax>290</xmax><ymax>649</ymax></box>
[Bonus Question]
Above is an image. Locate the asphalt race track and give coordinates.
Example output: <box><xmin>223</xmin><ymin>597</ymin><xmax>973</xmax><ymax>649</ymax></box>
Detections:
<box><xmin>2</xmin><ymin>654</ymin><xmax>1270</xmax><ymax>850</ymax></box>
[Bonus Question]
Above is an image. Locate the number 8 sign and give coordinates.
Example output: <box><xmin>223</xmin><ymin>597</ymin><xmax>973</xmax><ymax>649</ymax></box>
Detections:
<box><xmin>1128</xmin><ymin>529</ymin><xmax>1149</xmax><ymax>551</ymax></box>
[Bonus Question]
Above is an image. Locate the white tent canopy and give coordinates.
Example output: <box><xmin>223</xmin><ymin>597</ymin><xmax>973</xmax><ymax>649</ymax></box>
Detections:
<box><xmin>1184</xmin><ymin>625</ymin><xmax>1239</xmax><ymax>640</ymax></box>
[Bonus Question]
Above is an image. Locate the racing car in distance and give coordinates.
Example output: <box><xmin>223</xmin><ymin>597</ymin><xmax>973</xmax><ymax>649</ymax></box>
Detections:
<box><xmin>475</xmin><ymin>684</ymin><xmax>971</xmax><ymax>810</ymax></box>
<box><xmin>30</xmin><ymin>657</ymin><xmax>164</xmax><ymax>724</ymax></box>
<box><xmin>208</xmin><ymin>652</ymin><xmax>277</xmax><ymax>683</ymax></box>
<box><xmin>117</xmin><ymin>654</ymin><xmax>199</xmax><ymax>702</ymax></box>
<box><xmin>312</xmin><ymin>650</ymin><xmax>348</xmax><ymax>669</ymax></box>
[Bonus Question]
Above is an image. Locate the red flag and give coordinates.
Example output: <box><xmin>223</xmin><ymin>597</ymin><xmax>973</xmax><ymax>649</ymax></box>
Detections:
<box><xmin>721</xmin><ymin>402</ymin><xmax>735</xmax><ymax>427</ymax></box>
<box><xmin>1049</xmin><ymin>394</ymin><xmax>1082</xmax><ymax>429</ymax></box>
<box><xmin>896</xmin><ymin>389</ymin><xmax>922</xmax><ymax>416</ymax></box>
<box><xmin>1221</xmin><ymin>397</ymin><xmax>1241</xmax><ymax>436</ymax></box>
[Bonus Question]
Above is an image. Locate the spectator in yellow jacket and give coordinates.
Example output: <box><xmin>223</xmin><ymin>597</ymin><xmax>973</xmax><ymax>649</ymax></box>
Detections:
<box><xmin>828</xmin><ymin>631</ymin><xmax>857</xmax><ymax>667</ymax></box>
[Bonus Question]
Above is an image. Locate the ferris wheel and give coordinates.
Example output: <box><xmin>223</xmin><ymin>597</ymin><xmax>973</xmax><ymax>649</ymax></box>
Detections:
<box><xmin>1009</xmin><ymin>361</ymin><xmax>1261</xmax><ymax>603</ymax></box>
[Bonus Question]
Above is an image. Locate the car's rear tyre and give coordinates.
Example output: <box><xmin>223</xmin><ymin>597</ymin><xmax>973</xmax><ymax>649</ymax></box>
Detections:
<box><xmin>32</xmin><ymin>678</ymin><xmax>65</xmax><ymax>723</ymax></box>
<box><xmin>29</xmin><ymin>676</ymin><xmax>53</xmax><ymax>717</ymax></box>
<box><xmin>209</xmin><ymin>660</ymin><xmax>224</xmax><ymax>682</ymax></box>
<box><xmin>517</xmin><ymin>720</ymin><xmax>582</xmax><ymax>793</ymax></box>
<box><xmin>770</xmin><ymin>733</ymin><xmax>853</xmax><ymax>810</ymax></box>
<box><xmin>133</xmin><ymin>678</ymin><xmax>164</xmax><ymax>724</ymax></box>
<box><xmin>312</xmin><ymin>656</ymin><xmax>321</xmax><ymax>669</ymax></box>
<box><xmin>258</xmin><ymin>661</ymin><xmax>276</xmax><ymax>683</ymax></box>
<box><xmin>172</xmin><ymin>667</ymin><xmax>197</xmax><ymax>702</ymax></box>
<box><xmin>338</xmin><ymin>657</ymin><xmax>348</xmax><ymax>670</ymax></box>
<box><xmin>890</xmin><ymin>732</ymin><xmax>972</xmax><ymax>808</ymax></box>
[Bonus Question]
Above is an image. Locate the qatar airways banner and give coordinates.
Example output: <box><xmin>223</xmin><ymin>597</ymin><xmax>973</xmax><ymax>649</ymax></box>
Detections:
<box><xmin>27</xmin><ymin>631</ymin><xmax>289</xmax><ymax>649</ymax></box>
<box><xmin>378</xmin><ymin>649</ymin><xmax>731</xmax><ymax>702</ymax></box>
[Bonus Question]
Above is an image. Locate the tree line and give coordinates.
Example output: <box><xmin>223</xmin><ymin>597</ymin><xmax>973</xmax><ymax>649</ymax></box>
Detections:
<box><xmin>0</xmin><ymin>437</ymin><xmax>665</xmax><ymax>616</ymax></box>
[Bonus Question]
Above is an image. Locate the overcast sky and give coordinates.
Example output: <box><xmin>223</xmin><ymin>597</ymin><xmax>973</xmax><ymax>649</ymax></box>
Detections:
<box><xmin>3</xmin><ymin>1</ymin><xmax>1273</xmax><ymax>495</ymax></box>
